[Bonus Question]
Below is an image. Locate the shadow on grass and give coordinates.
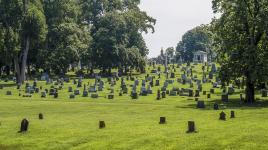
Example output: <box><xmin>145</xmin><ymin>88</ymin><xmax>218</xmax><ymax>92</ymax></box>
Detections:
<box><xmin>176</xmin><ymin>98</ymin><xmax>268</xmax><ymax>110</ymax></box>
<box><xmin>0</xmin><ymin>83</ymin><xmax>17</xmax><ymax>88</ymax></box>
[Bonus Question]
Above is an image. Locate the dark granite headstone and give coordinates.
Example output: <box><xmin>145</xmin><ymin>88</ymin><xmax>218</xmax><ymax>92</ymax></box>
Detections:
<box><xmin>222</xmin><ymin>94</ymin><xmax>229</xmax><ymax>102</ymax></box>
<box><xmin>19</xmin><ymin>119</ymin><xmax>29</xmax><ymax>133</ymax></box>
<box><xmin>214</xmin><ymin>103</ymin><xmax>219</xmax><ymax>110</ymax></box>
<box><xmin>187</xmin><ymin>121</ymin><xmax>196</xmax><ymax>133</ymax></box>
<box><xmin>99</xmin><ymin>121</ymin><xmax>105</xmax><ymax>129</ymax></box>
<box><xmin>219</xmin><ymin>111</ymin><xmax>226</xmax><ymax>120</ymax></box>
<box><xmin>197</xmin><ymin>101</ymin><xmax>205</xmax><ymax>108</ymax></box>
<box><xmin>230</xmin><ymin>111</ymin><xmax>235</xmax><ymax>118</ymax></box>
<box><xmin>159</xmin><ymin>117</ymin><xmax>166</xmax><ymax>124</ymax></box>
<box><xmin>39</xmin><ymin>113</ymin><xmax>43</xmax><ymax>120</ymax></box>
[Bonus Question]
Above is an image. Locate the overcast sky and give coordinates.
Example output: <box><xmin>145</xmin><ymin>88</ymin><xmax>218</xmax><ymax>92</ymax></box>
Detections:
<box><xmin>139</xmin><ymin>0</ymin><xmax>215</xmax><ymax>58</ymax></box>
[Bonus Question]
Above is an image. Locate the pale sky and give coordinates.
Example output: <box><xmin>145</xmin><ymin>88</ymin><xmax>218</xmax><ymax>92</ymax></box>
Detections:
<box><xmin>139</xmin><ymin>0</ymin><xmax>214</xmax><ymax>58</ymax></box>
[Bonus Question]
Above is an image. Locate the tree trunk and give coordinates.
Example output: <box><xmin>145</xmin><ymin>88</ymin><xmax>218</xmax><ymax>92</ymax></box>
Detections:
<box><xmin>14</xmin><ymin>57</ymin><xmax>21</xmax><ymax>84</ymax></box>
<box><xmin>21</xmin><ymin>36</ymin><xmax>30</xmax><ymax>83</ymax></box>
<box><xmin>245</xmin><ymin>77</ymin><xmax>255</xmax><ymax>103</ymax></box>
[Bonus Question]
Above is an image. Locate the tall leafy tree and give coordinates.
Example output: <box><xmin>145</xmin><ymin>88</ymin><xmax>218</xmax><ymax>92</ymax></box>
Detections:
<box><xmin>212</xmin><ymin>0</ymin><xmax>268</xmax><ymax>103</ymax></box>
<box><xmin>0</xmin><ymin>0</ymin><xmax>47</xmax><ymax>83</ymax></box>
<box><xmin>39</xmin><ymin>0</ymin><xmax>91</xmax><ymax>74</ymax></box>
<box><xmin>80</xmin><ymin>0</ymin><xmax>155</xmax><ymax>74</ymax></box>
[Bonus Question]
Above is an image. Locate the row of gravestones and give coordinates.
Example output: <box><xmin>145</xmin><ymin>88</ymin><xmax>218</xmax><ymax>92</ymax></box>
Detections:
<box><xmin>17</xmin><ymin>111</ymin><xmax>234</xmax><ymax>134</ymax></box>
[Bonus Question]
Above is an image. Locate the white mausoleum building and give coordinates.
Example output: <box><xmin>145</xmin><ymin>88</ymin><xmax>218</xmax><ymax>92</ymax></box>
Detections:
<box><xmin>193</xmin><ymin>51</ymin><xmax>208</xmax><ymax>63</ymax></box>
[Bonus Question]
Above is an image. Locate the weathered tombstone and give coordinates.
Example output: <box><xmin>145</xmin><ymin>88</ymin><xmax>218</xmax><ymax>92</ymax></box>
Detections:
<box><xmin>108</xmin><ymin>94</ymin><xmax>114</xmax><ymax>99</ymax></box>
<box><xmin>213</xmin><ymin>103</ymin><xmax>219</xmax><ymax>110</ymax></box>
<box><xmin>19</xmin><ymin>119</ymin><xmax>29</xmax><ymax>133</ymax></box>
<box><xmin>33</xmin><ymin>81</ymin><xmax>37</xmax><ymax>87</ymax></box>
<box><xmin>82</xmin><ymin>90</ymin><xmax>88</xmax><ymax>97</ymax></box>
<box><xmin>99</xmin><ymin>121</ymin><xmax>105</xmax><ymax>129</ymax></box>
<box><xmin>131</xmin><ymin>92</ymin><xmax>138</xmax><ymax>99</ymax></box>
<box><xmin>157</xmin><ymin>66</ymin><xmax>161</xmax><ymax>72</ymax></box>
<box><xmin>89</xmin><ymin>86</ymin><xmax>97</xmax><ymax>93</ymax></box>
<box><xmin>39</xmin><ymin>113</ymin><xmax>43</xmax><ymax>120</ymax></box>
<box><xmin>74</xmin><ymin>89</ymin><xmax>80</xmax><ymax>95</ymax></box>
<box><xmin>6</xmin><ymin>91</ymin><xmax>12</xmax><ymax>95</ymax></box>
<box><xmin>198</xmin><ymin>84</ymin><xmax>202</xmax><ymax>91</ymax></box>
<box><xmin>189</xmin><ymin>82</ymin><xmax>194</xmax><ymax>88</ymax></box>
<box><xmin>157</xmin><ymin>90</ymin><xmax>161</xmax><ymax>100</ymax></box>
<box><xmin>54</xmin><ymin>92</ymin><xmax>58</xmax><ymax>98</ymax></box>
<box><xmin>195</xmin><ymin>90</ymin><xmax>200</xmax><ymax>97</ymax></box>
<box><xmin>222</xmin><ymin>94</ymin><xmax>229</xmax><ymax>102</ymax></box>
<box><xmin>213</xmin><ymin>82</ymin><xmax>218</xmax><ymax>88</ymax></box>
<box><xmin>166</xmin><ymin>90</ymin><xmax>170</xmax><ymax>95</ymax></box>
<box><xmin>228</xmin><ymin>87</ymin><xmax>235</xmax><ymax>95</ymax></box>
<box><xmin>73</xmin><ymin>79</ymin><xmax>77</xmax><ymax>85</ymax></box>
<box><xmin>68</xmin><ymin>87</ymin><xmax>73</xmax><ymax>92</ymax></box>
<box><xmin>197</xmin><ymin>101</ymin><xmax>205</xmax><ymax>108</ymax></box>
<box><xmin>169</xmin><ymin>90</ymin><xmax>177</xmax><ymax>96</ymax></box>
<box><xmin>189</xmin><ymin>89</ymin><xmax>193</xmax><ymax>97</ymax></box>
<box><xmin>140</xmin><ymin>86</ymin><xmax>148</xmax><ymax>96</ymax></box>
<box><xmin>210</xmin><ymin>88</ymin><xmax>215</xmax><ymax>94</ymax></box>
<box><xmin>170</xmin><ymin>72</ymin><xmax>175</xmax><ymax>78</ymax></box>
<box><xmin>207</xmin><ymin>94</ymin><xmax>211</xmax><ymax>99</ymax></box>
<box><xmin>49</xmin><ymin>88</ymin><xmax>56</xmax><ymax>95</ymax></box>
<box><xmin>147</xmin><ymin>85</ymin><xmax>153</xmax><ymax>94</ymax></box>
<box><xmin>219</xmin><ymin>111</ymin><xmax>226</xmax><ymax>120</ymax></box>
<box><xmin>17</xmin><ymin>84</ymin><xmax>21</xmax><ymax>89</ymax></box>
<box><xmin>211</xmin><ymin>64</ymin><xmax>217</xmax><ymax>73</ymax></box>
<box><xmin>77</xmin><ymin>78</ymin><xmax>82</xmax><ymax>87</ymax></box>
<box><xmin>159</xmin><ymin>117</ymin><xmax>166</xmax><ymax>124</ymax></box>
<box><xmin>187</xmin><ymin>121</ymin><xmax>196</xmax><ymax>133</ymax></box>
<box><xmin>240</xmin><ymin>93</ymin><xmax>244</xmax><ymax>101</ymax></box>
<box><xmin>230</xmin><ymin>111</ymin><xmax>235</xmax><ymax>118</ymax></box>
<box><xmin>161</xmin><ymin>91</ymin><xmax>166</xmax><ymax>98</ymax></box>
<box><xmin>122</xmin><ymin>86</ymin><xmax>128</xmax><ymax>94</ymax></box>
<box><xmin>35</xmin><ymin>88</ymin><xmax>40</xmax><ymax>93</ymax></box>
<box><xmin>209</xmin><ymin>72</ymin><xmax>213</xmax><ymax>79</ymax></box>
<box><xmin>119</xmin><ymin>91</ymin><xmax>123</xmax><ymax>96</ymax></box>
<box><xmin>69</xmin><ymin>94</ymin><xmax>75</xmax><ymax>99</ymax></box>
<box><xmin>0</xmin><ymin>85</ymin><xmax>3</xmax><ymax>89</ymax></box>
<box><xmin>91</xmin><ymin>93</ymin><xmax>99</xmax><ymax>98</ymax></box>
<box><xmin>41</xmin><ymin>92</ymin><xmax>46</xmax><ymax>98</ymax></box>
<box><xmin>262</xmin><ymin>90</ymin><xmax>268</xmax><ymax>97</ymax></box>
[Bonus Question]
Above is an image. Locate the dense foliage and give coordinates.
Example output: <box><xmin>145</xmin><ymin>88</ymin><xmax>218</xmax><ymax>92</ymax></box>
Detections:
<box><xmin>212</xmin><ymin>0</ymin><xmax>268</xmax><ymax>103</ymax></box>
<box><xmin>0</xmin><ymin>0</ymin><xmax>155</xmax><ymax>82</ymax></box>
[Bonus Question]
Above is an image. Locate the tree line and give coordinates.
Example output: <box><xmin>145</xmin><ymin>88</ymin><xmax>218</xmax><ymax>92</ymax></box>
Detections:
<box><xmin>0</xmin><ymin>0</ymin><xmax>156</xmax><ymax>84</ymax></box>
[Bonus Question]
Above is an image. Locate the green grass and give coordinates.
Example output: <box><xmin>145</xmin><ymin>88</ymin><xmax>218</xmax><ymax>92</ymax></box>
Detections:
<box><xmin>0</xmin><ymin>64</ymin><xmax>268</xmax><ymax>150</ymax></box>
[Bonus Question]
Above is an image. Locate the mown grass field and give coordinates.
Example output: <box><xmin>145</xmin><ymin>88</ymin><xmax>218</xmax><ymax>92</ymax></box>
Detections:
<box><xmin>0</xmin><ymin>64</ymin><xmax>268</xmax><ymax>150</ymax></box>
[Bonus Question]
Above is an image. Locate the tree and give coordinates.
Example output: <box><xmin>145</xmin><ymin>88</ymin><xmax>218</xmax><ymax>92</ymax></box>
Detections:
<box><xmin>176</xmin><ymin>25</ymin><xmax>212</xmax><ymax>62</ymax></box>
<box><xmin>38</xmin><ymin>0</ymin><xmax>91</xmax><ymax>74</ymax></box>
<box><xmin>212</xmin><ymin>0</ymin><xmax>268</xmax><ymax>103</ymax></box>
<box><xmin>80</xmin><ymin>0</ymin><xmax>155</xmax><ymax>74</ymax></box>
<box><xmin>0</xmin><ymin>0</ymin><xmax>47</xmax><ymax>84</ymax></box>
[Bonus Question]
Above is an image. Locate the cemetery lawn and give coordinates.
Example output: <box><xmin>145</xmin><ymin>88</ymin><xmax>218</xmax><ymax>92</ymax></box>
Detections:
<box><xmin>1</xmin><ymin>65</ymin><xmax>268</xmax><ymax>150</ymax></box>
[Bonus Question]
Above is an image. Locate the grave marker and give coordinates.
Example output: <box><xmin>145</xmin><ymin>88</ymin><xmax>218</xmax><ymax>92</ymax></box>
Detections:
<box><xmin>187</xmin><ymin>121</ymin><xmax>196</xmax><ymax>133</ymax></box>
<box><xmin>99</xmin><ymin>121</ymin><xmax>106</xmax><ymax>129</ymax></box>
<box><xmin>219</xmin><ymin>111</ymin><xmax>226</xmax><ymax>120</ymax></box>
<box><xmin>230</xmin><ymin>111</ymin><xmax>235</xmax><ymax>118</ymax></box>
<box><xmin>19</xmin><ymin>119</ymin><xmax>29</xmax><ymax>133</ymax></box>
<box><xmin>39</xmin><ymin>113</ymin><xmax>43</xmax><ymax>120</ymax></box>
<box><xmin>197</xmin><ymin>101</ymin><xmax>205</xmax><ymax>108</ymax></box>
<box><xmin>159</xmin><ymin>117</ymin><xmax>166</xmax><ymax>124</ymax></box>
